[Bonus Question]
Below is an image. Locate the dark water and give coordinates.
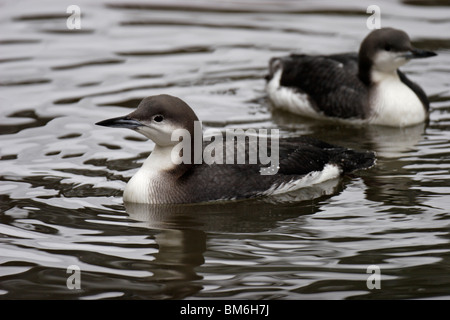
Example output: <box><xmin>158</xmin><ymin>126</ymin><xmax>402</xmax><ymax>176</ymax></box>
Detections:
<box><xmin>1</xmin><ymin>0</ymin><xmax>449</xmax><ymax>300</ymax></box>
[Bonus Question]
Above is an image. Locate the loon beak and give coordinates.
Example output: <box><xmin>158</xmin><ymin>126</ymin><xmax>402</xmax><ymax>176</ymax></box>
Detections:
<box><xmin>403</xmin><ymin>48</ymin><xmax>437</xmax><ymax>59</ymax></box>
<box><xmin>96</xmin><ymin>116</ymin><xmax>143</xmax><ymax>129</ymax></box>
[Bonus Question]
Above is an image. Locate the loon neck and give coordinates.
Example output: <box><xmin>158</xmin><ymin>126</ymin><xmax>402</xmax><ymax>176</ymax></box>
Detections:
<box><xmin>146</xmin><ymin>144</ymin><xmax>190</xmax><ymax>178</ymax></box>
<box><xmin>370</xmin><ymin>68</ymin><xmax>400</xmax><ymax>84</ymax></box>
<box><xmin>147</xmin><ymin>136</ymin><xmax>205</xmax><ymax>178</ymax></box>
<box><xmin>146</xmin><ymin>144</ymin><xmax>178</xmax><ymax>172</ymax></box>
<box><xmin>358</xmin><ymin>60</ymin><xmax>402</xmax><ymax>86</ymax></box>
<box><xmin>358</xmin><ymin>54</ymin><xmax>372</xmax><ymax>86</ymax></box>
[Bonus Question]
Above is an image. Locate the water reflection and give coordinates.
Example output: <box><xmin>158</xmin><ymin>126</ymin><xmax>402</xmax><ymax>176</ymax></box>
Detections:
<box><xmin>126</xmin><ymin>203</ymin><xmax>207</xmax><ymax>298</ymax></box>
<box><xmin>271</xmin><ymin>108</ymin><xmax>429</xmax><ymax>209</ymax></box>
<box><xmin>1</xmin><ymin>0</ymin><xmax>449</xmax><ymax>300</ymax></box>
<box><xmin>270</xmin><ymin>107</ymin><xmax>426</xmax><ymax>158</ymax></box>
<box><xmin>124</xmin><ymin>180</ymin><xmax>341</xmax><ymax>298</ymax></box>
<box><xmin>125</xmin><ymin>178</ymin><xmax>341</xmax><ymax>232</ymax></box>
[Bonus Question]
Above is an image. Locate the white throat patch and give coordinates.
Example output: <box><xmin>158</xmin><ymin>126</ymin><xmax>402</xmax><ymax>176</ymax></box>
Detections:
<box><xmin>369</xmin><ymin>70</ymin><xmax>426</xmax><ymax>127</ymax></box>
<box><xmin>123</xmin><ymin>145</ymin><xmax>176</xmax><ymax>203</ymax></box>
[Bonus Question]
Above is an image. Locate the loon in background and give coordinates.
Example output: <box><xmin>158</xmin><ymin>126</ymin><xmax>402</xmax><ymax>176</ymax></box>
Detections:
<box><xmin>266</xmin><ymin>28</ymin><xmax>437</xmax><ymax>127</ymax></box>
<box><xmin>96</xmin><ymin>94</ymin><xmax>375</xmax><ymax>204</ymax></box>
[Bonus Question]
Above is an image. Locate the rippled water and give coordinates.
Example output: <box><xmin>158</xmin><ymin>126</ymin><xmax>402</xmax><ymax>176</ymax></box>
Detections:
<box><xmin>1</xmin><ymin>0</ymin><xmax>450</xmax><ymax>300</ymax></box>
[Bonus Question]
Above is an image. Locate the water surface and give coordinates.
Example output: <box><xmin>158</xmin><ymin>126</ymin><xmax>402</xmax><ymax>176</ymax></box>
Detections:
<box><xmin>1</xmin><ymin>0</ymin><xmax>450</xmax><ymax>300</ymax></box>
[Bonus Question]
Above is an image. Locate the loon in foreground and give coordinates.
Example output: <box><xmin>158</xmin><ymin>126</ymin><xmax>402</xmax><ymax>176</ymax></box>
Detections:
<box><xmin>266</xmin><ymin>28</ymin><xmax>437</xmax><ymax>127</ymax></box>
<box><xmin>96</xmin><ymin>94</ymin><xmax>375</xmax><ymax>204</ymax></box>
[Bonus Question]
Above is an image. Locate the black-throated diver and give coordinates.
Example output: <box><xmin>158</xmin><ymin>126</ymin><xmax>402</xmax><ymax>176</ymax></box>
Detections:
<box><xmin>266</xmin><ymin>28</ymin><xmax>437</xmax><ymax>127</ymax></box>
<box><xmin>96</xmin><ymin>94</ymin><xmax>375</xmax><ymax>204</ymax></box>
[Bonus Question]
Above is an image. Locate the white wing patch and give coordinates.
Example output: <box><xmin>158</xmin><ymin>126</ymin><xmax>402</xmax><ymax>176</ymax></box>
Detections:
<box><xmin>261</xmin><ymin>163</ymin><xmax>341</xmax><ymax>196</ymax></box>
<box><xmin>267</xmin><ymin>69</ymin><xmax>324</xmax><ymax>119</ymax></box>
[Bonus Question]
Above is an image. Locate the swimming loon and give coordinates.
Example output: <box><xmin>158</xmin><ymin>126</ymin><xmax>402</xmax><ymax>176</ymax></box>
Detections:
<box><xmin>96</xmin><ymin>94</ymin><xmax>375</xmax><ymax>204</ymax></box>
<box><xmin>266</xmin><ymin>28</ymin><xmax>437</xmax><ymax>127</ymax></box>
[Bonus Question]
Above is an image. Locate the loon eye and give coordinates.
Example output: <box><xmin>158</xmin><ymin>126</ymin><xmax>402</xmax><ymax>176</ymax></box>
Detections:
<box><xmin>385</xmin><ymin>45</ymin><xmax>391</xmax><ymax>52</ymax></box>
<box><xmin>153</xmin><ymin>115</ymin><xmax>164</xmax><ymax>123</ymax></box>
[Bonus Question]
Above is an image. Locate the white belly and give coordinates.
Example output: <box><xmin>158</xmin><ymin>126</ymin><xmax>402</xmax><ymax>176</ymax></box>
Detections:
<box><xmin>369</xmin><ymin>74</ymin><xmax>427</xmax><ymax>127</ymax></box>
<box><xmin>266</xmin><ymin>69</ymin><xmax>323</xmax><ymax>119</ymax></box>
<box><xmin>262</xmin><ymin>163</ymin><xmax>341</xmax><ymax>196</ymax></box>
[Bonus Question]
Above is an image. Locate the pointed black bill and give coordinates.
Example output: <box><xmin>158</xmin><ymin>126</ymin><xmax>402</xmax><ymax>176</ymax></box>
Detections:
<box><xmin>404</xmin><ymin>48</ymin><xmax>437</xmax><ymax>59</ymax></box>
<box><xmin>96</xmin><ymin>116</ymin><xmax>143</xmax><ymax>129</ymax></box>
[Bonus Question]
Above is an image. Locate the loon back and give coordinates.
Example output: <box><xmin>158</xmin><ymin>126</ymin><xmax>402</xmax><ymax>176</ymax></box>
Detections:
<box><xmin>129</xmin><ymin>136</ymin><xmax>376</xmax><ymax>204</ymax></box>
<box><xmin>267</xmin><ymin>53</ymin><xmax>370</xmax><ymax>120</ymax></box>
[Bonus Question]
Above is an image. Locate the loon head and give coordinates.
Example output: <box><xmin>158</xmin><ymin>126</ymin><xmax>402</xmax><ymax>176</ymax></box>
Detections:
<box><xmin>96</xmin><ymin>94</ymin><xmax>200</xmax><ymax>147</ymax></box>
<box><xmin>358</xmin><ymin>28</ymin><xmax>436</xmax><ymax>84</ymax></box>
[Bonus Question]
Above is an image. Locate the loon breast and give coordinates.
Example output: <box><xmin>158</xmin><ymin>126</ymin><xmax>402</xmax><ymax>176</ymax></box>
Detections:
<box><xmin>369</xmin><ymin>72</ymin><xmax>427</xmax><ymax>127</ymax></box>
